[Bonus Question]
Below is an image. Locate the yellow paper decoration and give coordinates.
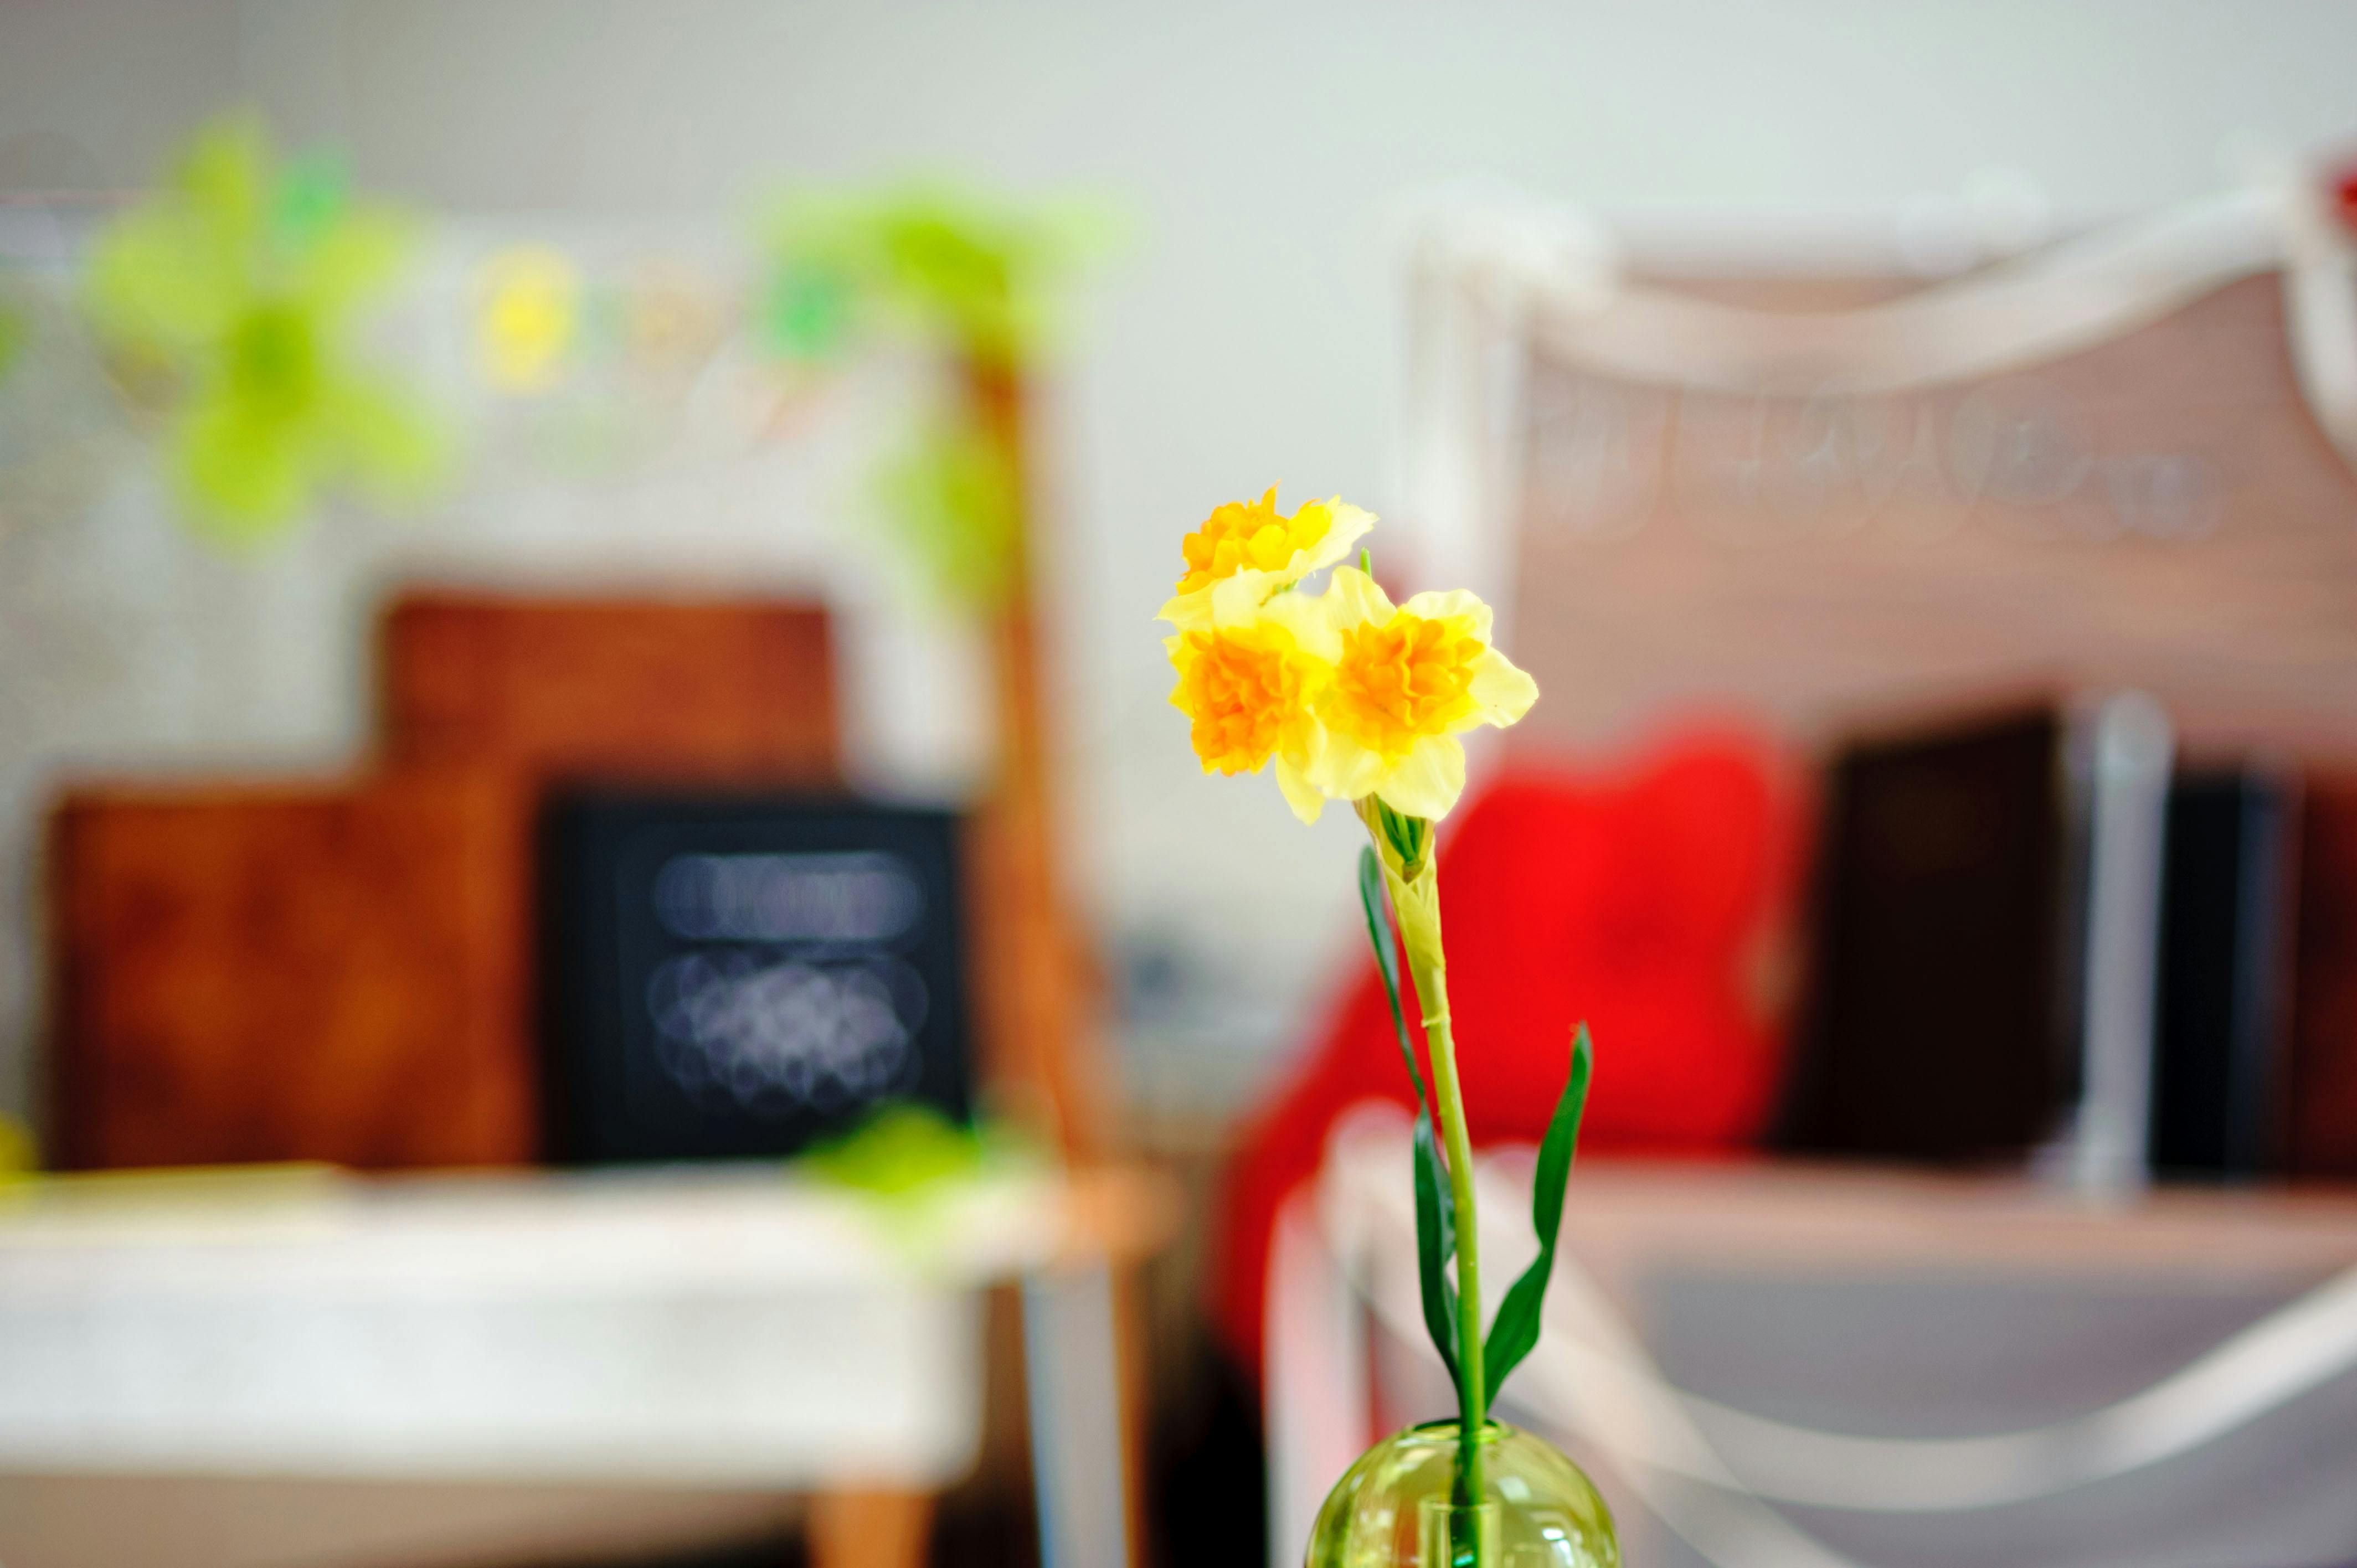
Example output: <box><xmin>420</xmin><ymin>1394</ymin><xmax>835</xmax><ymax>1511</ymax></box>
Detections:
<box><xmin>476</xmin><ymin>245</ymin><xmax>581</xmax><ymax>394</ymax></box>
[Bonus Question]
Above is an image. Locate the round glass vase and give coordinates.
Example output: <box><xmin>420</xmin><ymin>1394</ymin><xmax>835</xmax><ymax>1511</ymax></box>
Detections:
<box><xmin>1305</xmin><ymin>1420</ymin><xmax>1619</xmax><ymax>1568</ymax></box>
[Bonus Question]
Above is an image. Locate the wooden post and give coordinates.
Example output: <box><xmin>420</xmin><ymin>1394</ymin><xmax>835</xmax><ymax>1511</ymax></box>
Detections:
<box><xmin>963</xmin><ymin>356</ymin><xmax>1156</xmax><ymax>1563</ymax></box>
<box><xmin>807</xmin><ymin>1487</ymin><xmax>935</xmax><ymax>1568</ymax></box>
<box><xmin>960</xmin><ymin>356</ymin><xmax>1108</xmax><ymax>1159</ymax></box>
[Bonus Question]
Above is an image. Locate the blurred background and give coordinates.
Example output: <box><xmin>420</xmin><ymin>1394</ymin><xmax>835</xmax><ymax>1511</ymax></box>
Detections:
<box><xmin>4</xmin><ymin>4</ymin><xmax>2357</xmax><ymax>1568</ymax></box>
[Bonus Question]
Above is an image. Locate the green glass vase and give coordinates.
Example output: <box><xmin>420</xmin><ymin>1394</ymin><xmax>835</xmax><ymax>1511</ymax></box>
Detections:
<box><xmin>1305</xmin><ymin>1420</ymin><xmax>1619</xmax><ymax>1568</ymax></box>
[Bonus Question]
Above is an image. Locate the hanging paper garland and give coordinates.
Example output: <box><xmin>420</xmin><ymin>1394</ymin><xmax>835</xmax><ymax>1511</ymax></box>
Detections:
<box><xmin>760</xmin><ymin>181</ymin><xmax>1119</xmax><ymax>606</ymax></box>
<box><xmin>0</xmin><ymin>267</ymin><xmax>131</xmax><ymax>541</ymax></box>
<box><xmin>83</xmin><ymin>117</ymin><xmax>447</xmax><ymax>545</ymax></box>
<box><xmin>763</xmin><ymin>183</ymin><xmax>1105</xmax><ymax>370</ymax></box>
<box><xmin>466</xmin><ymin>247</ymin><xmax>738</xmax><ymax>481</ymax></box>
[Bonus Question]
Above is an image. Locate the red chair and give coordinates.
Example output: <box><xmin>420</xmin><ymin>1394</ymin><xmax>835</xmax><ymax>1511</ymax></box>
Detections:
<box><xmin>1211</xmin><ymin>731</ymin><xmax>1809</xmax><ymax>1374</ymax></box>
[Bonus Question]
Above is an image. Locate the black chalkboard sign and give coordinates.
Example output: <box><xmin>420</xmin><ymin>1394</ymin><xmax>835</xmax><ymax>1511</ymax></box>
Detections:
<box><xmin>538</xmin><ymin>789</ymin><xmax>973</xmax><ymax>1163</ymax></box>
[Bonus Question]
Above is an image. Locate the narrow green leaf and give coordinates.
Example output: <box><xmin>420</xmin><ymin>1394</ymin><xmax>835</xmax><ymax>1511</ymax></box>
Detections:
<box><xmin>1482</xmin><ymin>1023</ymin><xmax>1594</xmax><ymax>1397</ymax></box>
<box><xmin>1412</xmin><ymin>1106</ymin><xmax>1462</xmax><ymax>1394</ymax></box>
<box><xmin>1357</xmin><ymin>847</ymin><xmax>1428</xmax><ymax>1105</ymax></box>
<box><xmin>1358</xmin><ymin>845</ymin><xmax>1458</xmax><ymax>1396</ymax></box>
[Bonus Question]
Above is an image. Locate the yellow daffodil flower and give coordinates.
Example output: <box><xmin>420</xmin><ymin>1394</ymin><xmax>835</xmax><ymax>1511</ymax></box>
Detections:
<box><xmin>1148</xmin><ymin>487</ymin><xmax>1589</xmax><ymax>1521</ymax></box>
<box><xmin>1306</xmin><ymin>566</ymin><xmax>1537</xmax><ymax>821</ymax></box>
<box><xmin>1164</xmin><ymin>587</ymin><xmax>1339</xmax><ymax>823</ymax></box>
<box><xmin>1158</xmin><ymin>486</ymin><xmax>1373</xmax><ymax>630</ymax></box>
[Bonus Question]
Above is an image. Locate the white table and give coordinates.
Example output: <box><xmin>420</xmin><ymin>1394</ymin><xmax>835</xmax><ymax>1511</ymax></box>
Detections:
<box><xmin>0</xmin><ymin>1162</ymin><xmax>1171</xmax><ymax>1568</ymax></box>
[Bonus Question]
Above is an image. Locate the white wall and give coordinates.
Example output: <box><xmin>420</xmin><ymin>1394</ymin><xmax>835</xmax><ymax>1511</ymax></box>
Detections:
<box><xmin>5</xmin><ymin>0</ymin><xmax>2357</xmax><ymax>1124</ymax></box>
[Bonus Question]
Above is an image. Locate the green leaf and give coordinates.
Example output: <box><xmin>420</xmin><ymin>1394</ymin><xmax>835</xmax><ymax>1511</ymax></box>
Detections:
<box><xmin>1357</xmin><ymin>845</ymin><xmax>1459</xmax><ymax>1399</ymax></box>
<box><xmin>1412</xmin><ymin>1106</ymin><xmax>1462</xmax><ymax>1395</ymax></box>
<box><xmin>1482</xmin><ymin>1023</ymin><xmax>1594</xmax><ymax>1398</ymax></box>
<box><xmin>1373</xmin><ymin>798</ymin><xmax>1432</xmax><ymax>882</ymax></box>
<box><xmin>1357</xmin><ymin>847</ymin><xmax>1428</xmax><ymax>1105</ymax></box>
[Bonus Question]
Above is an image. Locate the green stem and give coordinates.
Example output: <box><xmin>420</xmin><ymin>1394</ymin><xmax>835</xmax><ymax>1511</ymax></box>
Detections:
<box><xmin>1397</xmin><ymin>880</ymin><xmax>1486</xmax><ymax>1517</ymax></box>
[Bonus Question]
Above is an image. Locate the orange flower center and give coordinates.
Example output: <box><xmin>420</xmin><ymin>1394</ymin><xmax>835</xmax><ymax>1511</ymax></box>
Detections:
<box><xmin>1330</xmin><ymin>612</ymin><xmax>1481</xmax><ymax>761</ymax></box>
<box><xmin>1171</xmin><ymin>626</ymin><xmax>1316</xmax><ymax>774</ymax></box>
<box><xmin>1175</xmin><ymin>488</ymin><xmax>1334</xmax><ymax>595</ymax></box>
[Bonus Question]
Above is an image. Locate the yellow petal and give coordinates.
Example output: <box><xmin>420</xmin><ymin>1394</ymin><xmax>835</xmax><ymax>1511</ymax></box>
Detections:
<box><xmin>1171</xmin><ymin>490</ymin><xmax>1375</xmax><ymax>602</ymax></box>
<box><xmin>1296</xmin><ymin>499</ymin><xmax>1376</xmax><ymax>576</ymax></box>
<box><xmin>1399</xmin><ymin>586</ymin><xmax>1495</xmax><ymax>647</ymax></box>
<box><xmin>1376</xmin><ymin>735</ymin><xmax>1468</xmax><ymax>820</ymax></box>
<box><xmin>1156</xmin><ymin>587</ymin><xmax>1216</xmax><ymax>631</ymax></box>
<box><xmin>1257</xmin><ymin>584</ymin><xmax>1342</xmax><ymax>661</ymax></box>
<box><xmin>1305</xmin><ymin>720</ymin><xmax>1390</xmax><ymax>804</ymax></box>
<box><xmin>1322</xmin><ymin>564</ymin><xmax>1395</xmax><ymax>630</ymax></box>
<box><xmin>1467</xmin><ymin>645</ymin><xmax>1538</xmax><ymax>729</ymax></box>
<box><xmin>1205</xmin><ymin>566</ymin><xmax>1286</xmax><ymax>626</ymax></box>
<box><xmin>1275</xmin><ymin>754</ymin><xmax>1326</xmax><ymax>823</ymax></box>
<box><xmin>1246</xmin><ymin>521</ymin><xmax>1294</xmax><ymax>570</ymax></box>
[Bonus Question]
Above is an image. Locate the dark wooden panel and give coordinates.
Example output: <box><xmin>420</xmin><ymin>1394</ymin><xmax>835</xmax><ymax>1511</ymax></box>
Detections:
<box><xmin>379</xmin><ymin>594</ymin><xmax>841</xmax><ymax>786</ymax></box>
<box><xmin>2290</xmin><ymin>776</ymin><xmax>2357</xmax><ymax>1180</ymax></box>
<box><xmin>49</xmin><ymin>770</ymin><xmax>535</xmax><ymax>1170</ymax></box>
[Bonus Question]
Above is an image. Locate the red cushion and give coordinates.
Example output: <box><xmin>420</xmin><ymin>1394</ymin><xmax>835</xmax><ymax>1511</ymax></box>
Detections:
<box><xmin>1210</xmin><ymin>731</ymin><xmax>1807</xmax><ymax>1375</ymax></box>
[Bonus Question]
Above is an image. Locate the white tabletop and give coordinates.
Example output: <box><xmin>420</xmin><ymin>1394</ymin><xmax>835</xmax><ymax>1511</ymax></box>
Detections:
<box><xmin>0</xmin><ymin>1162</ymin><xmax>1088</xmax><ymax>1488</ymax></box>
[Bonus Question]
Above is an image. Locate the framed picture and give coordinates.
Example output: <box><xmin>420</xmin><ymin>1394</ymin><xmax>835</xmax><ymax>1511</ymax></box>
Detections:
<box><xmin>539</xmin><ymin>788</ymin><xmax>973</xmax><ymax>1163</ymax></box>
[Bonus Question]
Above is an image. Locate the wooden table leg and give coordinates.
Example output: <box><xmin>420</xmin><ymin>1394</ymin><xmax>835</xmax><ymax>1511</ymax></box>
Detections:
<box><xmin>808</xmin><ymin>1486</ymin><xmax>935</xmax><ymax>1568</ymax></box>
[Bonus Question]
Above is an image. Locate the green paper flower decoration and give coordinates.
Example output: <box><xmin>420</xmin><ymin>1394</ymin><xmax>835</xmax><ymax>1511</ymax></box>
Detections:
<box><xmin>758</xmin><ymin>180</ymin><xmax>1122</xmax><ymax>610</ymax></box>
<box><xmin>760</xmin><ymin>181</ymin><xmax>1117</xmax><ymax>370</ymax></box>
<box><xmin>799</xmin><ymin>1102</ymin><xmax>1047</xmax><ymax>1256</ymax></box>
<box><xmin>85</xmin><ymin>118</ymin><xmax>446</xmax><ymax>544</ymax></box>
<box><xmin>800</xmin><ymin>1101</ymin><xmax>991</xmax><ymax>1201</ymax></box>
<box><xmin>875</xmin><ymin>417</ymin><xmax>1021</xmax><ymax>608</ymax></box>
<box><xmin>0</xmin><ymin>297</ymin><xmax>24</xmax><ymax>388</ymax></box>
